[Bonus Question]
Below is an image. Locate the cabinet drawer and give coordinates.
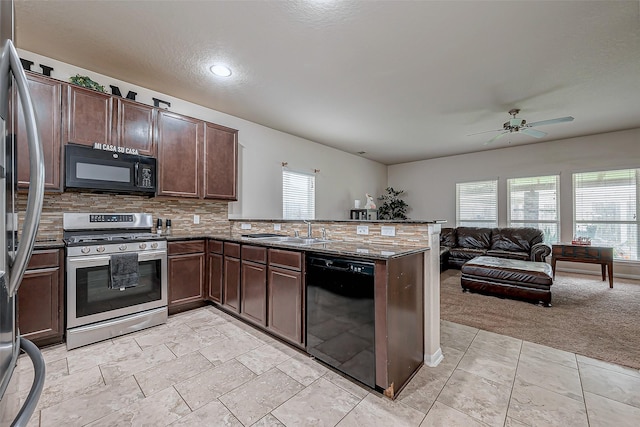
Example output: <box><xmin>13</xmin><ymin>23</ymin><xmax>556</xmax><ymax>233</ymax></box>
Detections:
<box><xmin>168</xmin><ymin>240</ymin><xmax>205</xmax><ymax>256</ymax></box>
<box><xmin>242</xmin><ymin>245</ymin><xmax>267</xmax><ymax>264</ymax></box>
<box><xmin>268</xmin><ymin>249</ymin><xmax>302</xmax><ymax>271</ymax></box>
<box><xmin>224</xmin><ymin>242</ymin><xmax>241</xmax><ymax>258</ymax></box>
<box><xmin>27</xmin><ymin>249</ymin><xmax>60</xmax><ymax>270</ymax></box>
<box><xmin>208</xmin><ymin>240</ymin><xmax>223</xmax><ymax>254</ymax></box>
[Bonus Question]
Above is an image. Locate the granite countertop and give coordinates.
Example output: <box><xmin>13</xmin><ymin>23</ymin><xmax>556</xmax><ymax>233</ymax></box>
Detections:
<box><xmin>166</xmin><ymin>233</ymin><xmax>429</xmax><ymax>260</ymax></box>
<box><xmin>34</xmin><ymin>239</ymin><xmax>65</xmax><ymax>249</ymax></box>
<box><xmin>228</xmin><ymin>218</ymin><xmax>447</xmax><ymax>224</ymax></box>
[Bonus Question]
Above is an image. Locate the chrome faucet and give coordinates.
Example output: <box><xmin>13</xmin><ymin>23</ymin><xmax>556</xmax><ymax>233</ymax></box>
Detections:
<box><xmin>303</xmin><ymin>220</ymin><xmax>312</xmax><ymax>238</ymax></box>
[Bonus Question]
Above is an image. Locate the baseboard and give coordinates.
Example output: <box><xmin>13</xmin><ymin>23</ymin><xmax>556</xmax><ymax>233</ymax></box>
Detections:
<box><xmin>424</xmin><ymin>348</ymin><xmax>443</xmax><ymax>367</ymax></box>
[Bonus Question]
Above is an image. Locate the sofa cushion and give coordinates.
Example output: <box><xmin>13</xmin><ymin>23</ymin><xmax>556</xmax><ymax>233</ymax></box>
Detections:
<box><xmin>449</xmin><ymin>247</ymin><xmax>487</xmax><ymax>260</ymax></box>
<box><xmin>441</xmin><ymin>228</ymin><xmax>456</xmax><ymax>248</ymax></box>
<box><xmin>485</xmin><ymin>249</ymin><xmax>530</xmax><ymax>261</ymax></box>
<box><xmin>490</xmin><ymin>227</ymin><xmax>543</xmax><ymax>252</ymax></box>
<box><xmin>456</xmin><ymin>227</ymin><xmax>492</xmax><ymax>249</ymax></box>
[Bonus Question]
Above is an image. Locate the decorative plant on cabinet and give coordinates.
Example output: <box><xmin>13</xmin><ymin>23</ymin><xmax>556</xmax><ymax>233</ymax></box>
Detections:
<box><xmin>377</xmin><ymin>187</ymin><xmax>409</xmax><ymax>220</ymax></box>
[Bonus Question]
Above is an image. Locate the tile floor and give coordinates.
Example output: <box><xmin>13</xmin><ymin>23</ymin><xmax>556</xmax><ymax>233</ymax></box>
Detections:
<box><xmin>15</xmin><ymin>306</ymin><xmax>640</xmax><ymax>427</ymax></box>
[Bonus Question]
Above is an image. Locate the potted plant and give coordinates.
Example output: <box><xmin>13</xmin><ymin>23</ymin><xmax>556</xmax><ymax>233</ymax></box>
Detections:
<box><xmin>377</xmin><ymin>187</ymin><xmax>409</xmax><ymax>220</ymax></box>
<box><xmin>69</xmin><ymin>74</ymin><xmax>106</xmax><ymax>93</ymax></box>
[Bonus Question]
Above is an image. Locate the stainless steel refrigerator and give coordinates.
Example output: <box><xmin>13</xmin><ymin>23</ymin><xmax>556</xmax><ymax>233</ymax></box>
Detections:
<box><xmin>0</xmin><ymin>0</ymin><xmax>46</xmax><ymax>425</ymax></box>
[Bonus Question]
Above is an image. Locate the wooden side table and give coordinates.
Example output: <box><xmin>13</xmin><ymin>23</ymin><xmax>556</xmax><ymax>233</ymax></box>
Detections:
<box><xmin>551</xmin><ymin>244</ymin><xmax>614</xmax><ymax>288</ymax></box>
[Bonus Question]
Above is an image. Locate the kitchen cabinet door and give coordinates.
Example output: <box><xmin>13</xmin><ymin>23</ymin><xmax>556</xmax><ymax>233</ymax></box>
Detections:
<box><xmin>156</xmin><ymin>110</ymin><xmax>203</xmax><ymax>198</ymax></box>
<box><xmin>223</xmin><ymin>256</ymin><xmax>241</xmax><ymax>312</ymax></box>
<box><xmin>63</xmin><ymin>84</ymin><xmax>112</xmax><ymax>147</ymax></box>
<box><xmin>13</xmin><ymin>72</ymin><xmax>62</xmax><ymax>191</ymax></box>
<box><xmin>168</xmin><ymin>252</ymin><xmax>205</xmax><ymax>314</ymax></box>
<box><xmin>113</xmin><ymin>98</ymin><xmax>156</xmax><ymax>156</ymax></box>
<box><xmin>207</xmin><ymin>252</ymin><xmax>223</xmax><ymax>303</ymax></box>
<box><xmin>17</xmin><ymin>249</ymin><xmax>64</xmax><ymax>347</ymax></box>
<box><xmin>204</xmin><ymin>122</ymin><xmax>238</xmax><ymax>200</ymax></box>
<box><xmin>241</xmin><ymin>261</ymin><xmax>267</xmax><ymax>326</ymax></box>
<box><xmin>267</xmin><ymin>266</ymin><xmax>303</xmax><ymax>346</ymax></box>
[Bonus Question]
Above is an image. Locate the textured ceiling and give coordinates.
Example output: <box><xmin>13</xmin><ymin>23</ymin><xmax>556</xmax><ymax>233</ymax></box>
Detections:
<box><xmin>14</xmin><ymin>0</ymin><xmax>640</xmax><ymax>165</ymax></box>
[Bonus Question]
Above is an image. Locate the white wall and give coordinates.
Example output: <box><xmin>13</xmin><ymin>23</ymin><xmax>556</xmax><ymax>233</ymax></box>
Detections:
<box><xmin>19</xmin><ymin>50</ymin><xmax>388</xmax><ymax>220</ymax></box>
<box><xmin>388</xmin><ymin>128</ymin><xmax>640</xmax><ymax>276</ymax></box>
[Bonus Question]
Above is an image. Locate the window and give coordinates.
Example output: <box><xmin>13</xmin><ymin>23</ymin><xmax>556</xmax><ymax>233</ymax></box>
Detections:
<box><xmin>573</xmin><ymin>169</ymin><xmax>638</xmax><ymax>261</ymax></box>
<box><xmin>282</xmin><ymin>169</ymin><xmax>315</xmax><ymax>220</ymax></box>
<box><xmin>508</xmin><ymin>175</ymin><xmax>560</xmax><ymax>244</ymax></box>
<box><xmin>456</xmin><ymin>180</ymin><xmax>497</xmax><ymax>227</ymax></box>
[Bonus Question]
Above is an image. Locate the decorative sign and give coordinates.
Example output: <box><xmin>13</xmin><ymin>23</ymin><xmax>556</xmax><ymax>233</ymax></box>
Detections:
<box><xmin>93</xmin><ymin>142</ymin><xmax>139</xmax><ymax>156</ymax></box>
<box><xmin>20</xmin><ymin>57</ymin><xmax>171</xmax><ymax>109</ymax></box>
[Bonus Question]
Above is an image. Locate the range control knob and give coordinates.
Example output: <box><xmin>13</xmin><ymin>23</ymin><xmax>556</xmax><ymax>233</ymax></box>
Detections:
<box><xmin>81</xmin><ymin>246</ymin><xmax>90</xmax><ymax>254</ymax></box>
<box><xmin>119</xmin><ymin>244</ymin><xmax>127</xmax><ymax>251</ymax></box>
<box><xmin>139</xmin><ymin>243</ymin><xmax>147</xmax><ymax>250</ymax></box>
<box><xmin>96</xmin><ymin>246</ymin><xmax>106</xmax><ymax>253</ymax></box>
<box><xmin>151</xmin><ymin>242</ymin><xmax>158</xmax><ymax>249</ymax></box>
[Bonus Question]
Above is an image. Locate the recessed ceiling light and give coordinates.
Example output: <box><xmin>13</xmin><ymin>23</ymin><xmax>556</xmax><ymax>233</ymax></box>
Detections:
<box><xmin>210</xmin><ymin>64</ymin><xmax>232</xmax><ymax>77</ymax></box>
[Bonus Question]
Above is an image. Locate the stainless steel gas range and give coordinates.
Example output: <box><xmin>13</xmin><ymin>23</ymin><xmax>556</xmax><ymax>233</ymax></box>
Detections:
<box><xmin>63</xmin><ymin>213</ymin><xmax>167</xmax><ymax>350</ymax></box>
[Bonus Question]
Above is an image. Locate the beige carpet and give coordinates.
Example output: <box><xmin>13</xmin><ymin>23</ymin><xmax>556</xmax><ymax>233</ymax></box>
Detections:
<box><xmin>440</xmin><ymin>269</ymin><xmax>640</xmax><ymax>370</ymax></box>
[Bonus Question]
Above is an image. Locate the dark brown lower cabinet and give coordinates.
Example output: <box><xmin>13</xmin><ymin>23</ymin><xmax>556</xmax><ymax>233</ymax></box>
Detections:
<box><xmin>168</xmin><ymin>240</ymin><xmax>205</xmax><ymax>314</ymax></box>
<box><xmin>240</xmin><ymin>245</ymin><xmax>267</xmax><ymax>326</ymax></box>
<box><xmin>267</xmin><ymin>266</ymin><xmax>303</xmax><ymax>346</ymax></box>
<box><xmin>207</xmin><ymin>240</ymin><xmax>223</xmax><ymax>303</ymax></box>
<box><xmin>240</xmin><ymin>261</ymin><xmax>267</xmax><ymax>326</ymax></box>
<box><xmin>17</xmin><ymin>249</ymin><xmax>64</xmax><ymax>347</ymax></box>
<box><xmin>223</xmin><ymin>242</ymin><xmax>241</xmax><ymax>311</ymax></box>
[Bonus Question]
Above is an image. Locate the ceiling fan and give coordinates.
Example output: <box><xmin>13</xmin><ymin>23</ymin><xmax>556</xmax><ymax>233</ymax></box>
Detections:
<box><xmin>469</xmin><ymin>109</ymin><xmax>574</xmax><ymax>145</ymax></box>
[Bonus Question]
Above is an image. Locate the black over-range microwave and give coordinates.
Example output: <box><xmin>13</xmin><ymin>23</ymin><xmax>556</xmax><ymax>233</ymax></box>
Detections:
<box><xmin>65</xmin><ymin>144</ymin><xmax>157</xmax><ymax>195</ymax></box>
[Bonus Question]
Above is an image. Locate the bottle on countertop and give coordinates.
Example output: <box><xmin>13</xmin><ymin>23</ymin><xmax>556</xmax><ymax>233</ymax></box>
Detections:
<box><xmin>165</xmin><ymin>219</ymin><xmax>172</xmax><ymax>236</ymax></box>
<box><xmin>156</xmin><ymin>218</ymin><xmax>163</xmax><ymax>235</ymax></box>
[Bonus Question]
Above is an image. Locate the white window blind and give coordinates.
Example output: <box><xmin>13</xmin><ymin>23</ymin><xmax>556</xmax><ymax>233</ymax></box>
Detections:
<box><xmin>283</xmin><ymin>169</ymin><xmax>315</xmax><ymax>220</ymax></box>
<box><xmin>573</xmin><ymin>169</ymin><xmax>638</xmax><ymax>261</ymax></box>
<box><xmin>456</xmin><ymin>180</ymin><xmax>498</xmax><ymax>227</ymax></box>
<box><xmin>508</xmin><ymin>175</ymin><xmax>560</xmax><ymax>244</ymax></box>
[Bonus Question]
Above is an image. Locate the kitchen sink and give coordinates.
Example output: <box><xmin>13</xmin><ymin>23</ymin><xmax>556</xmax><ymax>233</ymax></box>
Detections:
<box><xmin>252</xmin><ymin>236</ymin><xmax>332</xmax><ymax>245</ymax></box>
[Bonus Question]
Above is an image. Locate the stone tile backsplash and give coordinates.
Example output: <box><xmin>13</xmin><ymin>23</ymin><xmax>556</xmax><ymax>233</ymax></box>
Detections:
<box><xmin>19</xmin><ymin>192</ymin><xmax>433</xmax><ymax>248</ymax></box>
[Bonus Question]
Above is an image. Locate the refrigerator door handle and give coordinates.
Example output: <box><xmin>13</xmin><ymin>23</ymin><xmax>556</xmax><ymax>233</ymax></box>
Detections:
<box><xmin>11</xmin><ymin>337</ymin><xmax>45</xmax><ymax>427</ymax></box>
<box><xmin>0</xmin><ymin>39</ymin><xmax>45</xmax><ymax>297</ymax></box>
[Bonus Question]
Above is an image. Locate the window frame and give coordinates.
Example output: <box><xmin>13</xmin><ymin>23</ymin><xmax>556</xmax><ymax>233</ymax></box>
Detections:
<box><xmin>456</xmin><ymin>179</ymin><xmax>498</xmax><ymax>228</ymax></box>
<box><xmin>282</xmin><ymin>168</ymin><xmax>316</xmax><ymax>220</ymax></box>
<box><xmin>507</xmin><ymin>175</ymin><xmax>560</xmax><ymax>244</ymax></box>
<box><xmin>572</xmin><ymin>168</ymin><xmax>639</xmax><ymax>261</ymax></box>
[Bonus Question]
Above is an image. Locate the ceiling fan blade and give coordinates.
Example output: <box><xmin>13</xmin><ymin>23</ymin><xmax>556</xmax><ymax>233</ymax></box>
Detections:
<box><xmin>466</xmin><ymin>128</ymin><xmax>503</xmax><ymax>136</ymax></box>
<box><xmin>528</xmin><ymin>116</ymin><xmax>574</xmax><ymax>127</ymax></box>
<box><xmin>484</xmin><ymin>132</ymin><xmax>508</xmax><ymax>145</ymax></box>
<box><xmin>521</xmin><ymin>128</ymin><xmax>547</xmax><ymax>138</ymax></box>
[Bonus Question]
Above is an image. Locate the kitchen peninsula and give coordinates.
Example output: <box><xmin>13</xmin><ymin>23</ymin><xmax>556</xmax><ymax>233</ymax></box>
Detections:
<box><xmin>167</xmin><ymin>218</ymin><xmax>444</xmax><ymax>398</ymax></box>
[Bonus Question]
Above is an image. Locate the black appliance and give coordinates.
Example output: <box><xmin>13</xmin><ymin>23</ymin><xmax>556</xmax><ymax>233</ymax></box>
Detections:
<box><xmin>65</xmin><ymin>143</ymin><xmax>157</xmax><ymax>195</ymax></box>
<box><xmin>306</xmin><ymin>255</ymin><xmax>376</xmax><ymax>388</ymax></box>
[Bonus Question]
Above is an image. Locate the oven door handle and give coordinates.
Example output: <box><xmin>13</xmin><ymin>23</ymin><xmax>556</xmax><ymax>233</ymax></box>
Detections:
<box><xmin>67</xmin><ymin>250</ymin><xmax>167</xmax><ymax>268</ymax></box>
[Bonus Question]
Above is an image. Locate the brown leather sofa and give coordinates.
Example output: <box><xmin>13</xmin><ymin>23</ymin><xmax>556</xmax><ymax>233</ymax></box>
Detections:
<box><xmin>440</xmin><ymin>227</ymin><xmax>551</xmax><ymax>270</ymax></box>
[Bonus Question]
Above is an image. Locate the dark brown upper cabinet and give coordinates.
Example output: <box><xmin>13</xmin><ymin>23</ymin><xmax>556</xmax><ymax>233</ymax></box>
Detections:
<box><xmin>113</xmin><ymin>98</ymin><xmax>156</xmax><ymax>157</ymax></box>
<box><xmin>156</xmin><ymin>110</ymin><xmax>204</xmax><ymax>198</ymax></box>
<box><xmin>14</xmin><ymin>72</ymin><xmax>63</xmax><ymax>191</ymax></box>
<box><xmin>204</xmin><ymin>122</ymin><xmax>238</xmax><ymax>200</ymax></box>
<box><xmin>63</xmin><ymin>84</ymin><xmax>112</xmax><ymax>147</ymax></box>
<box><xmin>157</xmin><ymin>110</ymin><xmax>238</xmax><ymax>200</ymax></box>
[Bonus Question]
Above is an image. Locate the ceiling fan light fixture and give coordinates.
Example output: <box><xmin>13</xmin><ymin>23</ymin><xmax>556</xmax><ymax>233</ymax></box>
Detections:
<box><xmin>210</xmin><ymin>64</ymin><xmax>232</xmax><ymax>77</ymax></box>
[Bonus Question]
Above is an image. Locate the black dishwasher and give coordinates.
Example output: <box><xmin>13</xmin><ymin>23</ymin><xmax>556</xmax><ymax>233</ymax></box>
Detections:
<box><xmin>306</xmin><ymin>255</ymin><xmax>375</xmax><ymax>388</ymax></box>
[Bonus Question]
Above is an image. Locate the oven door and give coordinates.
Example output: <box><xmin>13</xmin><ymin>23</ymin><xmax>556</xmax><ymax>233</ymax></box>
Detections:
<box><xmin>66</xmin><ymin>249</ymin><xmax>167</xmax><ymax>329</ymax></box>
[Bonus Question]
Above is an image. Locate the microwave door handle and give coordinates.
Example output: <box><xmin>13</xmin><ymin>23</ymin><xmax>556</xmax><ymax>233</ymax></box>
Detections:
<box><xmin>134</xmin><ymin>162</ymin><xmax>139</xmax><ymax>186</ymax></box>
<box><xmin>2</xmin><ymin>40</ymin><xmax>45</xmax><ymax>297</ymax></box>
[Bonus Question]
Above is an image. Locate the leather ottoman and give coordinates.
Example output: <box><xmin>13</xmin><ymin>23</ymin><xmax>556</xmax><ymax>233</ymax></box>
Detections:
<box><xmin>460</xmin><ymin>256</ymin><xmax>554</xmax><ymax>306</ymax></box>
